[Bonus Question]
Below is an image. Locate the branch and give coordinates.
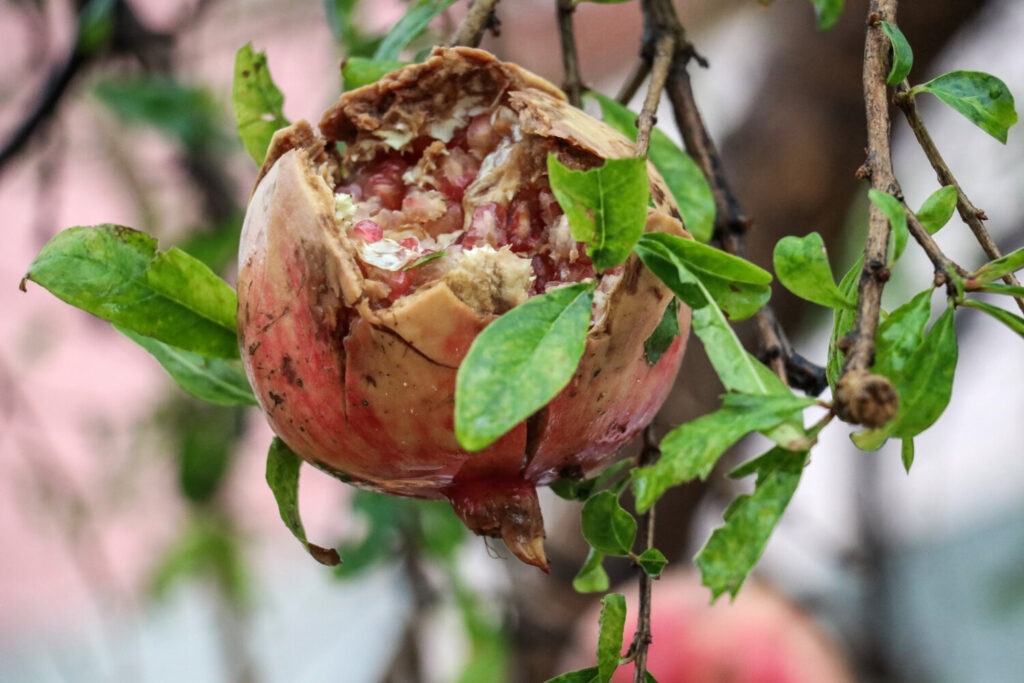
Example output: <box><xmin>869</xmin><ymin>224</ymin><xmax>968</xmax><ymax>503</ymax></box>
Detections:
<box><xmin>894</xmin><ymin>82</ymin><xmax>1024</xmax><ymax>315</ymax></box>
<box><xmin>449</xmin><ymin>0</ymin><xmax>501</xmax><ymax>48</ymax></box>
<box><xmin>834</xmin><ymin>2</ymin><xmax>901</xmax><ymax>429</ymax></box>
<box><xmin>556</xmin><ymin>0</ymin><xmax>584</xmax><ymax>107</ymax></box>
<box><xmin>905</xmin><ymin>205</ymin><xmax>966</xmax><ymax>286</ymax></box>
<box><xmin>634</xmin><ymin>33</ymin><xmax>675</xmax><ymax>157</ymax></box>
<box><xmin>641</xmin><ymin>0</ymin><xmax>826</xmax><ymax>394</ymax></box>
<box><xmin>622</xmin><ymin>425</ymin><xmax>659</xmax><ymax>683</ymax></box>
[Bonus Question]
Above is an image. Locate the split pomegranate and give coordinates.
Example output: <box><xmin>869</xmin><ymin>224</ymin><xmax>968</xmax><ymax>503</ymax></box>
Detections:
<box><xmin>238</xmin><ymin>47</ymin><xmax>691</xmax><ymax>571</ymax></box>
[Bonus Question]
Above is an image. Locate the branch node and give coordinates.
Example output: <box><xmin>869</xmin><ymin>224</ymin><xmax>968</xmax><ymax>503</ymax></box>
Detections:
<box><xmin>835</xmin><ymin>369</ymin><xmax>898</xmax><ymax>428</ymax></box>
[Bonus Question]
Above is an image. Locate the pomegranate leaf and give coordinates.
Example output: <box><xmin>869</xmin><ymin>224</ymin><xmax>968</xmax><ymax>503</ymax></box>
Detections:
<box><xmin>22</xmin><ymin>225</ymin><xmax>239</xmax><ymax>359</ymax></box>
<box><xmin>116</xmin><ymin>327</ymin><xmax>257</xmax><ymax>407</ymax></box>
<box><xmin>774</xmin><ymin>232</ymin><xmax>855</xmax><ymax>310</ymax></box>
<box><xmin>696</xmin><ymin>447</ymin><xmax>807</xmax><ymax>600</ymax></box>
<box><xmin>810</xmin><ymin>0</ymin><xmax>843</xmax><ymax>31</ymax></box>
<box><xmin>233</xmin><ymin>43</ymin><xmax>289</xmax><ymax>165</ymax></box>
<box><xmin>911</xmin><ymin>70</ymin><xmax>1018</xmax><ymax>143</ymax></box>
<box><xmin>880</xmin><ymin>21</ymin><xmax>913</xmax><ymax>85</ymax></box>
<box><xmin>597</xmin><ymin>593</ymin><xmax>627</xmax><ymax>682</ymax></box>
<box><xmin>974</xmin><ymin>282</ymin><xmax>1024</xmax><ymax>297</ymax></box>
<box><xmin>962</xmin><ymin>299</ymin><xmax>1024</xmax><ymax>339</ymax></box>
<box><xmin>455</xmin><ymin>282</ymin><xmax>594</xmax><ymax>451</ymax></box>
<box><xmin>589</xmin><ymin>92</ymin><xmax>715</xmax><ymax>243</ymax></box>
<box><xmin>869</xmin><ymin>189</ymin><xmax>909</xmax><ymax>265</ymax></box>
<box><xmin>637</xmin><ymin>548</ymin><xmax>668</xmax><ymax>578</ymax></box>
<box><xmin>373</xmin><ymin>0</ymin><xmax>457</xmax><ymax>61</ymax></box>
<box><xmin>972</xmin><ymin>246</ymin><xmax>1024</xmax><ymax>283</ymax></box>
<box><xmin>342</xmin><ymin>56</ymin><xmax>409</xmax><ymax>91</ymax></box>
<box><xmin>632</xmin><ymin>393</ymin><xmax>814</xmax><ymax>512</ymax></box>
<box><xmin>643</xmin><ymin>298</ymin><xmax>681</xmax><ymax>364</ymax></box>
<box><xmin>548</xmin><ymin>154</ymin><xmax>649</xmax><ymax>271</ymax></box>
<box><xmin>874</xmin><ymin>288</ymin><xmax>933</xmax><ymax>382</ymax></box>
<box><xmin>902</xmin><ymin>438</ymin><xmax>915</xmax><ymax>473</ymax></box>
<box><xmin>826</xmin><ymin>256</ymin><xmax>862</xmax><ymax>388</ymax></box>
<box><xmin>639</xmin><ymin>233</ymin><xmax>771</xmax><ymax>320</ymax></box>
<box><xmin>582</xmin><ymin>491</ymin><xmax>637</xmax><ymax>556</ymax></box>
<box><xmin>265</xmin><ymin>439</ymin><xmax>341</xmax><ymax>566</ymax></box>
<box><xmin>573</xmin><ymin>548</ymin><xmax>610</xmax><ymax>593</ymax></box>
<box><xmin>544</xmin><ymin>667</ymin><xmax>599</xmax><ymax>683</ymax></box>
<box><xmin>916</xmin><ymin>185</ymin><xmax>957</xmax><ymax>235</ymax></box>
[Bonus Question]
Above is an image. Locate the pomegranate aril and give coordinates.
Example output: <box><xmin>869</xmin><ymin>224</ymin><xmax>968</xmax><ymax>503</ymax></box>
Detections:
<box><xmin>353</xmin><ymin>220</ymin><xmax>383</xmax><ymax>242</ymax></box>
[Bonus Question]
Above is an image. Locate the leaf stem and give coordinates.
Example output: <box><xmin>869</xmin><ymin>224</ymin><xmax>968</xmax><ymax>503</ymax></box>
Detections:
<box><xmin>449</xmin><ymin>0</ymin><xmax>501</xmax><ymax>48</ymax></box>
<box><xmin>556</xmin><ymin>0</ymin><xmax>584</xmax><ymax>107</ymax></box>
<box><xmin>894</xmin><ymin>81</ymin><xmax>1024</xmax><ymax>314</ymax></box>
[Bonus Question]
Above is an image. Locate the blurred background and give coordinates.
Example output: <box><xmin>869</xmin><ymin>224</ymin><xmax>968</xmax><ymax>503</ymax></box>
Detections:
<box><xmin>2</xmin><ymin>0</ymin><xmax>1024</xmax><ymax>681</ymax></box>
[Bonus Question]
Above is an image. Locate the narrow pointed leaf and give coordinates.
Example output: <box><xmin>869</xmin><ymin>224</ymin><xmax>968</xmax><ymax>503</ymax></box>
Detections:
<box><xmin>902</xmin><ymin>438</ymin><xmax>915</xmax><ymax>473</ymax></box>
<box><xmin>573</xmin><ymin>548</ymin><xmax>610</xmax><ymax>593</ymax></box>
<box><xmin>916</xmin><ymin>185</ymin><xmax>957</xmax><ymax>235</ymax></box>
<box><xmin>632</xmin><ymin>393</ymin><xmax>814</xmax><ymax>511</ymax></box>
<box><xmin>973</xmin><ymin>246</ymin><xmax>1024</xmax><ymax>283</ymax></box>
<box><xmin>888</xmin><ymin>307</ymin><xmax>958</xmax><ymax>438</ymax></box>
<box><xmin>589</xmin><ymin>92</ymin><xmax>715</xmax><ymax>242</ymax></box>
<box><xmin>22</xmin><ymin>225</ymin><xmax>239</xmax><ymax>358</ymax></box>
<box><xmin>696</xmin><ymin>447</ymin><xmax>807</xmax><ymax>599</ymax></box>
<box><xmin>773</xmin><ymin>232</ymin><xmax>854</xmax><ymax>309</ymax></box>
<box><xmin>912</xmin><ymin>70</ymin><xmax>1018</xmax><ymax>143</ymax></box>
<box><xmin>456</xmin><ymin>282</ymin><xmax>594</xmax><ymax>450</ymax></box>
<box><xmin>266</xmin><ymin>439</ymin><xmax>341</xmax><ymax>566</ymax></box>
<box><xmin>597</xmin><ymin>593</ymin><xmax>627</xmax><ymax>683</ymax></box>
<box><xmin>974</xmin><ymin>282</ymin><xmax>1024</xmax><ymax>297</ymax></box>
<box><xmin>373</xmin><ymin>0</ymin><xmax>457</xmax><ymax>61</ymax></box>
<box><xmin>342</xmin><ymin>56</ymin><xmax>409</xmax><ymax>91</ymax></box>
<box><xmin>880</xmin><ymin>21</ymin><xmax>913</xmax><ymax>85</ymax></box>
<box><xmin>869</xmin><ymin>189</ymin><xmax>909</xmax><ymax>264</ymax></box>
<box><xmin>549</xmin><ymin>154</ymin><xmax>649</xmax><ymax>270</ymax></box>
<box><xmin>233</xmin><ymin>43</ymin><xmax>289</xmax><ymax>165</ymax></box>
<box><xmin>117</xmin><ymin>327</ymin><xmax>256</xmax><ymax>406</ymax></box>
<box><xmin>827</xmin><ymin>256</ymin><xmax>862</xmax><ymax>388</ymax></box>
<box><xmin>582</xmin><ymin>491</ymin><xmax>637</xmax><ymax>556</ymax></box>
<box><xmin>962</xmin><ymin>299</ymin><xmax>1024</xmax><ymax>339</ymax></box>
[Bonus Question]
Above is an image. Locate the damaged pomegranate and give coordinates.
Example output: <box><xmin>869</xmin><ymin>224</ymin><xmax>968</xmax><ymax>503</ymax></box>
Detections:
<box><xmin>238</xmin><ymin>47</ymin><xmax>691</xmax><ymax>571</ymax></box>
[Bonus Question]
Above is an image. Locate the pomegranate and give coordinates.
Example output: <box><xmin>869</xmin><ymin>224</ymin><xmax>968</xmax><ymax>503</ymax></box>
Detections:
<box><xmin>237</xmin><ymin>47</ymin><xmax>691</xmax><ymax>571</ymax></box>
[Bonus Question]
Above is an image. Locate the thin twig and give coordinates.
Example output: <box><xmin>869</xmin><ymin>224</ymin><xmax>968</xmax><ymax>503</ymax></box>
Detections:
<box><xmin>556</xmin><ymin>0</ymin><xmax>584</xmax><ymax>107</ymax></box>
<box><xmin>449</xmin><ymin>0</ymin><xmax>501</xmax><ymax>48</ymax></box>
<box><xmin>905</xmin><ymin>206</ymin><xmax>967</xmax><ymax>285</ymax></box>
<box><xmin>634</xmin><ymin>33</ymin><xmax>675</xmax><ymax>157</ymax></box>
<box><xmin>623</xmin><ymin>425</ymin><xmax>660</xmax><ymax>683</ymax></box>
<box><xmin>834</xmin><ymin>1</ymin><xmax>901</xmax><ymax>429</ymax></box>
<box><xmin>617</xmin><ymin>59</ymin><xmax>652</xmax><ymax>105</ymax></box>
<box><xmin>894</xmin><ymin>82</ymin><xmax>1024</xmax><ymax>314</ymax></box>
<box><xmin>641</xmin><ymin>0</ymin><xmax>826</xmax><ymax>394</ymax></box>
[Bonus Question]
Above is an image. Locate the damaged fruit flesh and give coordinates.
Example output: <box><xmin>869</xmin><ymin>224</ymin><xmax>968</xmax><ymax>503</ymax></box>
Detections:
<box><xmin>238</xmin><ymin>47</ymin><xmax>691</xmax><ymax>571</ymax></box>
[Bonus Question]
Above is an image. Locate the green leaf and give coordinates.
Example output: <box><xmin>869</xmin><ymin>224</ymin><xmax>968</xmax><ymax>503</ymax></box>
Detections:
<box><xmin>545</xmin><ymin>667</ymin><xmax>599</xmax><ymax>683</ymax></box>
<box><xmin>962</xmin><ymin>299</ymin><xmax>1024</xmax><ymax>339</ymax></box>
<box><xmin>972</xmin><ymin>246</ymin><xmax>1024</xmax><ymax>283</ymax></box>
<box><xmin>548</xmin><ymin>154</ymin><xmax>650</xmax><ymax>271</ymax></box>
<box><xmin>868</xmin><ymin>189</ymin><xmax>909</xmax><ymax>264</ymax></box>
<box><xmin>696</xmin><ymin>447</ymin><xmax>807</xmax><ymax>599</ymax></box>
<box><xmin>637</xmin><ymin>548</ymin><xmax>668</xmax><ymax>578</ymax></box>
<box><xmin>632</xmin><ymin>393</ymin><xmax>814</xmax><ymax>511</ymax></box>
<box><xmin>588</xmin><ymin>92</ymin><xmax>715</xmax><ymax>242</ymax></box>
<box><xmin>455</xmin><ymin>282</ymin><xmax>594</xmax><ymax>450</ymax></box>
<box><xmin>403</xmin><ymin>249</ymin><xmax>447</xmax><ymax>271</ymax></box>
<box><xmin>874</xmin><ymin>288</ymin><xmax>933</xmax><ymax>381</ymax></box>
<box><xmin>265</xmin><ymin>438</ymin><xmax>342</xmax><ymax>566</ymax></box>
<box><xmin>810</xmin><ymin>0</ymin><xmax>843</xmax><ymax>31</ymax></box>
<box><xmin>902</xmin><ymin>438</ymin><xmax>915</xmax><ymax>473</ymax></box>
<box><xmin>117</xmin><ymin>328</ymin><xmax>256</xmax><ymax>406</ymax></box>
<box><xmin>850</xmin><ymin>427</ymin><xmax>888</xmax><ymax>452</ymax></box>
<box><xmin>148</xmin><ymin>514</ymin><xmax>248</xmax><ymax>607</ymax></box>
<box><xmin>373</xmin><ymin>0</ymin><xmax>457</xmax><ymax>61</ymax></box>
<box><xmin>169</xmin><ymin>402</ymin><xmax>244</xmax><ymax>504</ymax></box>
<box><xmin>94</xmin><ymin>78</ymin><xmax>223</xmax><ymax>152</ymax></box>
<box><xmin>597</xmin><ymin>593</ymin><xmax>627</xmax><ymax>682</ymax></box>
<box><xmin>916</xmin><ymin>185</ymin><xmax>957</xmax><ymax>235</ymax></box>
<box><xmin>582</xmin><ymin>491</ymin><xmax>637</xmax><ymax>556</ymax></box>
<box><xmin>974</xmin><ymin>282</ymin><xmax>1024</xmax><ymax>297</ymax></box>
<box><xmin>342</xmin><ymin>56</ymin><xmax>409</xmax><ymax>91</ymax></box>
<box><xmin>233</xmin><ymin>43</ymin><xmax>289</xmax><ymax>165</ymax></box>
<box><xmin>551</xmin><ymin>459</ymin><xmax>633</xmax><ymax>502</ymax></box>
<box><xmin>880</xmin><ymin>21</ymin><xmax>913</xmax><ymax>85</ymax></box>
<box><xmin>75</xmin><ymin>0</ymin><xmax>115</xmax><ymax>56</ymax></box>
<box><xmin>573</xmin><ymin>548</ymin><xmax>610</xmax><ymax>593</ymax></box>
<box><xmin>22</xmin><ymin>225</ymin><xmax>239</xmax><ymax>358</ymax></box>
<box><xmin>827</xmin><ymin>256</ymin><xmax>862</xmax><ymax>388</ymax></box>
<box><xmin>638</xmin><ymin>233</ymin><xmax>771</xmax><ymax>320</ymax></box>
<box><xmin>324</xmin><ymin>0</ymin><xmax>383</xmax><ymax>57</ymax></box>
<box><xmin>644</xmin><ymin>298</ymin><xmax>681</xmax><ymax>364</ymax></box>
<box><xmin>773</xmin><ymin>232</ymin><xmax>855</xmax><ymax>309</ymax></box>
<box><xmin>887</xmin><ymin>307</ymin><xmax>958</xmax><ymax>438</ymax></box>
<box><xmin>912</xmin><ymin>70</ymin><xmax>1019</xmax><ymax>143</ymax></box>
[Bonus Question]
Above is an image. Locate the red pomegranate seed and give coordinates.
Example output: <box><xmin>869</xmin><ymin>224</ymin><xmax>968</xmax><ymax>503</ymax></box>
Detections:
<box><xmin>352</xmin><ymin>220</ymin><xmax>383</xmax><ymax>242</ymax></box>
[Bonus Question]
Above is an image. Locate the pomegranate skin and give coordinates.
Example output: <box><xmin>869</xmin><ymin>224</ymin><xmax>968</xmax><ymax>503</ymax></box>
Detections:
<box><xmin>237</xmin><ymin>47</ymin><xmax>691</xmax><ymax>570</ymax></box>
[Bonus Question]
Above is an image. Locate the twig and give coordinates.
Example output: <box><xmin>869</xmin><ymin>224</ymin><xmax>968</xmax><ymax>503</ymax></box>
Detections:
<box><xmin>894</xmin><ymin>82</ymin><xmax>1024</xmax><ymax>314</ymax></box>
<box><xmin>556</xmin><ymin>0</ymin><xmax>584</xmax><ymax>107</ymax></box>
<box><xmin>834</xmin><ymin>1</ymin><xmax>900</xmax><ymax>429</ymax></box>
<box><xmin>622</xmin><ymin>425</ymin><xmax>660</xmax><ymax>683</ymax></box>
<box><xmin>640</xmin><ymin>0</ymin><xmax>826</xmax><ymax>394</ymax></box>
<box><xmin>634</xmin><ymin>33</ymin><xmax>675</xmax><ymax>157</ymax></box>
<box><xmin>905</xmin><ymin>206</ymin><xmax>967</xmax><ymax>285</ymax></box>
<box><xmin>617</xmin><ymin>59</ymin><xmax>652</xmax><ymax>105</ymax></box>
<box><xmin>449</xmin><ymin>0</ymin><xmax>501</xmax><ymax>48</ymax></box>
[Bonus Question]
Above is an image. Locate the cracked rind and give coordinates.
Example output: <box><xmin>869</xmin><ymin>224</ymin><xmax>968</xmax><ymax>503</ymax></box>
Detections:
<box><xmin>238</xmin><ymin>47</ymin><xmax>692</xmax><ymax>567</ymax></box>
